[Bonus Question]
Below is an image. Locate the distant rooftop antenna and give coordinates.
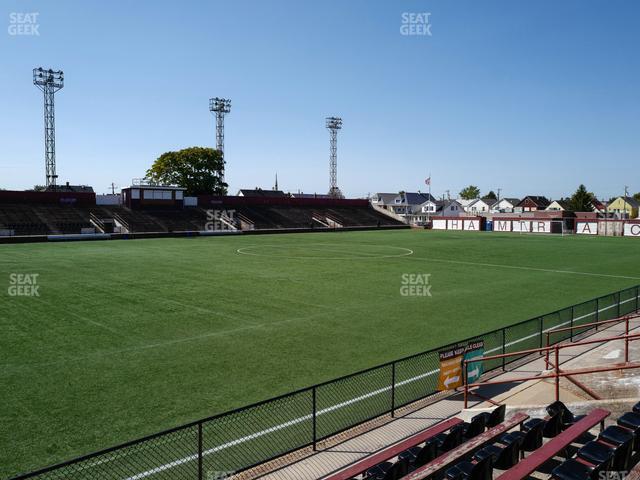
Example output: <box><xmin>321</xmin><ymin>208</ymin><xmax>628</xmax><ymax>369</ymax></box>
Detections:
<box><xmin>326</xmin><ymin>116</ymin><xmax>343</xmax><ymax>198</ymax></box>
<box><xmin>209</xmin><ymin>97</ymin><xmax>231</xmax><ymax>183</ymax></box>
<box><xmin>33</xmin><ymin>67</ymin><xmax>64</xmax><ymax>188</ymax></box>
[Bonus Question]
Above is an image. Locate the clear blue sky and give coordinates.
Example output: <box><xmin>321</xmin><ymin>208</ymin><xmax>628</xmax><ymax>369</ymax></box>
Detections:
<box><xmin>1</xmin><ymin>0</ymin><xmax>638</xmax><ymax>199</ymax></box>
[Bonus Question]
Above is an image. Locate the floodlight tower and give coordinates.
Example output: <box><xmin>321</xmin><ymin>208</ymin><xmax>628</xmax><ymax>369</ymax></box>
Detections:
<box><xmin>326</xmin><ymin>116</ymin><xmax>343</xmax><ymax>198</ymax></box>
<box><xmin>209</xmin><ymin>97</ymin><xmax>231</xmax><ymax>183</ymax></box>
<box><xmin>33</xmin><ymin>67</ymin><xmax>64</xmax><ymax>188</ymax></box>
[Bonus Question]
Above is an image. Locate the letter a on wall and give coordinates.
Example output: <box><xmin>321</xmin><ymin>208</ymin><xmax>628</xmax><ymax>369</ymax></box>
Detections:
<box><xmin>438</xmin><ymin>346</ymin><xmax>464</xmax><ymax>391</ymax></box>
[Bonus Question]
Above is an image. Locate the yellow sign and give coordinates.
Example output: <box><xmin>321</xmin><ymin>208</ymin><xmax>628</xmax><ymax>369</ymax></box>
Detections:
<box><xmin>437</xmin><ymin>346</ymin><xmax>465</xmax><ymax>391</ymax></box>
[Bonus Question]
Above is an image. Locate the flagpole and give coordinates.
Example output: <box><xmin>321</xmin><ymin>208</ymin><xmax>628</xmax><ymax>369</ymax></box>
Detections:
<box><xmin>427</xmin><ymin>172</ymin><xmax>431</xmax><ymax>224</ymax></box>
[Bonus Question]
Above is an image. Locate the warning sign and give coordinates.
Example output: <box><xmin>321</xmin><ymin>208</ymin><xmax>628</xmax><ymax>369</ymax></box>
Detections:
<box><xmin>437</xmin><ymin>345</ymin><xmax>465</xmax><ymax>391</ymax></box>
<box><xmin>464</xmin><ymin>340</ymin><xmax>485</xmax><ymax>384</ymax></box>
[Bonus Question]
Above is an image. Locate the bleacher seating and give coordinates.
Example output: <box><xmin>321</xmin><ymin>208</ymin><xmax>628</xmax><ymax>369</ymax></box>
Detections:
<box><xmin>323</xmin><ymin>402</ymin><xmax>640</xmax><ymax>480</ymax></box>
<box><xmin>0</xmin><ymin>201</ymin><xmax>403</xmax><ymax>236</ymax></box>
<box><xmin>233</xmin><ymin>205</ymin><xmax>402</xmax><ymax>230</ymax></box>
<box><xmin>0</xmin><ymin>203</ymin><xmax>90</xmax><ymax>235</ymax></box>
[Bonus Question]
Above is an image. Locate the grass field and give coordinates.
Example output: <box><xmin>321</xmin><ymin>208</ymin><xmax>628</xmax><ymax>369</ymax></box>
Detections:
<box><xmin>2</xmin><ymin>229</ymin><xmax>640</xmax><ymax>477</ymax></box>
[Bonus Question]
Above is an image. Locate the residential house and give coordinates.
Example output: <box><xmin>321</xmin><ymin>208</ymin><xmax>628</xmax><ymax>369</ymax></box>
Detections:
<box><xmin>409</xmin><ymin>199</ymin><xmax>463</xmax><ymax>224</ymax></box>
<box><xmin>517</xmin><ymin>196</ymin><xmax>551</xmax><ymax>212</ymax></box>
<box><xmin>608</xmin><ymin>196</ymin><xmax>639</xmax><ymax>219</ymax></box>
<box><xmin>467</xmin><ymin>198</ymin><xmax>493</xmax><ymax>214</ymax></box>
<box><xmin>457</xmin><ymin>198</ymin><xmax>475</xmax><ymax>212</ymax></box>
<box><xmin>492</xmin><ymin>198</ymin><xmax>520</xmax><ymax>213</ymax></box>
<box><xmin>591</xmin><ymin>199</ymin><xmax>607</xmax><ymax>214</ymax></box>
<box><xmin>371</xmin><ymin>192</ymin><xmax>436</xmax><ymax>221</ymax></box>
<box><xmin>546</xmin><ymin>200</ymin><xmax>571</xmax><ymax>211</ymax></box>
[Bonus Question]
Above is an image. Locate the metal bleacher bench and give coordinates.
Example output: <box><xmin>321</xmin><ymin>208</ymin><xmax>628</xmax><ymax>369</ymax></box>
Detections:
<box><xmin>495</xmin><ymin>408</ymin><xmax>611</xmax><ymax>480</ymax></box>
<box><xmin>401</xmin><ymin>412</ymin><xmax>530</xmax><ymax>480</ymax></box>
<box><xmin>324</xmin><ymin>417</ymin><xmax>463</xmax><ymax>480</ymax></box>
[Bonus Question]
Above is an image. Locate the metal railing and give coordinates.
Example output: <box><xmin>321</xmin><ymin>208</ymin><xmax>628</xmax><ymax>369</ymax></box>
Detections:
<box><xmin>11</xmin><ymin>285</ymin><xmax>640</xmax><ymax>480</ymax></box>
<box><xmin>463</xmin><ymin>321</ymin><xmax>640</xmax><ymax>408</ymax></box>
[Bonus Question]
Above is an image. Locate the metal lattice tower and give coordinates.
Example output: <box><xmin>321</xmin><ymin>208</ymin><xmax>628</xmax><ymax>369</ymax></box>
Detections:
<box><xmin>326</xmin><ymin>116</ymin><xmax>343</xmax><ymax>198</ymax></box>
<box><xmin>33</xmin><ymin>67</ymin><xmax>64</xmax><ymax>188</ymax></box>
<box><xmin>209</xmin><ymin>97</ymin><xmax>231</xmax><ymax>183</ymax></box>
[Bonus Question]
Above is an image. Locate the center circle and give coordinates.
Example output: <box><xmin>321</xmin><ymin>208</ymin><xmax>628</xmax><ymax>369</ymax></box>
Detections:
<box><xmin>236</xmin><ymin>243</ymin><xmax>414</xmax><ymax>260</ymax></box>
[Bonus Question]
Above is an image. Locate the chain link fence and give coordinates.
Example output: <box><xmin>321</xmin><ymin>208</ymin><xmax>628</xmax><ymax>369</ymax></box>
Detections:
<box><xmin>12</xmin><ymin>285</ymin><xmax>640</xmax><ymax>480</ymax></box>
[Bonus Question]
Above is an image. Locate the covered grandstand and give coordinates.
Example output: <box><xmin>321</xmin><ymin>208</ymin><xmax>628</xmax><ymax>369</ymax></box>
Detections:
<box><xmin>0</xmin><ymin>190</ymin><xmax>403</xmax><ymax>238</ymax></box>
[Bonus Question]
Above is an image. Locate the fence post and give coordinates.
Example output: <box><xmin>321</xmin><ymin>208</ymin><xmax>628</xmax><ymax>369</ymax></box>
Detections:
<box><xmin>617</xmin><ymin>292</ymin><xmax>621</xmax><ymax>318</ymax></box>
<box><xmin>539</xmin><ymin>317</ymin><xmax>544</xmax><ymax>349</ymax></box>
<box><xmin>391</xmin><ymin>362</ymin><xmax>396</xmax><ymax>418</ymax></box>
<box><xmin>595</xmin><ymin>298</ymin><xmax>600</xmax><ymax>329</ymax></box>
<box><xmin>463</xmin><ymin>360</ymin><xmax>468</xmax><ymax>409</ymax></box>
<box><xmin>501</xmin><ymin>328</ymin><xmax>506</xmax><ymax>371</ymax></box>
<box><xmin>312</xmin><ymin>386</ymin><xmax>317</xmax><ymax>451</ymax></box>
<box><xmin>570</xmin><ymin>306</ymin><xmax>575</xmax><ymax>342</ymax></box>
<box><xmin>625</xmin><ymin>316</ymin><xmax>630</xmax><ymax>363</ymax></box>
<box><xmin>198</xmin><ymin>422</ymin><xmax>203</xmax><ymax>480</ymax></box>
<box><xmin>555</xmin><ymin>345</ymin><xmax>560</xmax><ymax>401</ymax></box>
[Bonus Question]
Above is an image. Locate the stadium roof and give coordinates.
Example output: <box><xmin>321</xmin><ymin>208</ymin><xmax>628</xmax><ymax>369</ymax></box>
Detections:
<box><xmin>237</xmin><ymin>189</ymin><xmax>287</xmax><ymax>198</ymax></box>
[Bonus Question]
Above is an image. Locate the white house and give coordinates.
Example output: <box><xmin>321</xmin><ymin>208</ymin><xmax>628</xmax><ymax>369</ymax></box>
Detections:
<box><xmin>457</xmin><ymin>199</ymin><xmax>475</xmax><ymax>212</ymax></box>
<box><xmin>409</xmin><ymin>200</ymin><xmax>464</xmax><ymax>224</ymax></box>
<box><xmin>372</xmin><ymin>192</ymin><xmax>436</xmax><ymax>222</ymax></box>
<box><xmin>492</xmin><ymin>198</ymin><xmax>520</xmax><ymax>213</ymax></box>
<box><xmin>467</xmin><ymin>198</ymin><xmax>492</xmax><ymax>214</ymax></box>
<box><xmin>546</xmin><ymin>200</ymin><xmax>571</xmax><ymax>211</ymax></box>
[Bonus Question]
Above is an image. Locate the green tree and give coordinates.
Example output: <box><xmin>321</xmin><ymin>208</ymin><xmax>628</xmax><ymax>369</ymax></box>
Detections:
<box><xmin>568</xmin><ymin>184</ymin><xmax>595</xmax><ymax>212</ymax></box>
<box><xmin>485</xmin><ymin>190</ymin><xmax>497</xmax><ymax>200</ymax></box>
<box><xmin>146</xmin><ymin>147</ymin><xmax>227</xmax><ymax>196</ymax></box>
<box><xmin>634</xmin><ymin>192</ymin><xmax>640</xmax><ymax>201</ymax></box>
<box><xmin>459</xmin><ymin>185</ymin><xmax>480</xmax><ymax>200</ymax></box>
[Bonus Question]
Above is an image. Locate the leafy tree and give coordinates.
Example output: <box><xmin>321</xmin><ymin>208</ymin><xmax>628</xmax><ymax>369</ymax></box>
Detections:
<box><xmin>31</xmin><ymin>185</ymin><xmax>47</xmax><ymax>191</ymax></box>
<box><xmin>634</xmin><ymin>192</ymin><xmax>640</xmax><ymax>201</ymax></box>
<box><xmin>568</xmin><ymin>184</ymin><xmax>595</xmax><ymax>212</ymax></box>
<box><xmin>146</xmin><ymin>147</ymin><xmax>227</xmax><ymax>196</ymax></box>
<box><xmin>459</xmin><ymin>185</ymin><xmax>480</xmax><ymax>200</ymax></box>
<box><xmin>485</xmin><ymin>190</ymin><xmax>497</xmax><ymax>200</ymax></box>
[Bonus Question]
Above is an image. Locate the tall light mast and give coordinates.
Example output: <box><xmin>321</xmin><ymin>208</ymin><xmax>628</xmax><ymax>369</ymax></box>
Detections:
<box><xmin>209</xmin><ymin>97</ymin><xmax>231</xmax><ymax>184</ymax></box>
<box><xmin>33</xmin><ymin>67</ymin><xmax>64</xmax><ymax>188</ymax></box>
<box><xmin>326</xmin><ymin>116</ymin><xmax>343</xmax><ymax>198</ymax></box>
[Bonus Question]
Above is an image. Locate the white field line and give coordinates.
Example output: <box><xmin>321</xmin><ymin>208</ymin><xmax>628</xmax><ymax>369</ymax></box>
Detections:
<box><xmin>408</xmin><ymin>256</ymin><xmax>640</xmax><ymax>281</ymax></box>
<box><xmin>117</xmin><ymin>294</ymin><xmax>637</xmax><ymax>480</ymax></box>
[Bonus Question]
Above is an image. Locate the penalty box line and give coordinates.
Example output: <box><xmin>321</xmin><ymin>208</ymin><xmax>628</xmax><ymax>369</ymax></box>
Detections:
<box><xmin>108</xmin><ymin>296</ymin><xmax>636</xmax><ymax>479</ymax></box>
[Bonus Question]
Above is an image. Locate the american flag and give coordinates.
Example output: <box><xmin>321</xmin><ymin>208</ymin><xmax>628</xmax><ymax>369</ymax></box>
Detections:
<box><xmin>425</xmin><ymin>177</ymin><xmax>431</xmax><ymax>186</ymax></box>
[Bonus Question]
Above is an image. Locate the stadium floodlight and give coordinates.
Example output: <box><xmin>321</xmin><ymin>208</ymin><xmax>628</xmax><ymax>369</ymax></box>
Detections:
<box><xmin>209</xmin><ymin>97</ymin><xmax>231</xmax><ymax>184</ymax></box>
<box><xmin>33</xmin><ymin>67</ymin><xmax>64</xmax><ymax>188</ymax></box>
<box><xmin>326</xmin><ymin>116</ymin><xmax>343</xmax><ymax>198</ymax></box>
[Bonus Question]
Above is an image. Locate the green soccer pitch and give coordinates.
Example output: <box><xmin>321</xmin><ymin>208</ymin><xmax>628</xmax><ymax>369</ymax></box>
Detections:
<box><xmin>1</xmin><ymin>229</ymin><xmax>639</xmax><ymax>477</ymax></box>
